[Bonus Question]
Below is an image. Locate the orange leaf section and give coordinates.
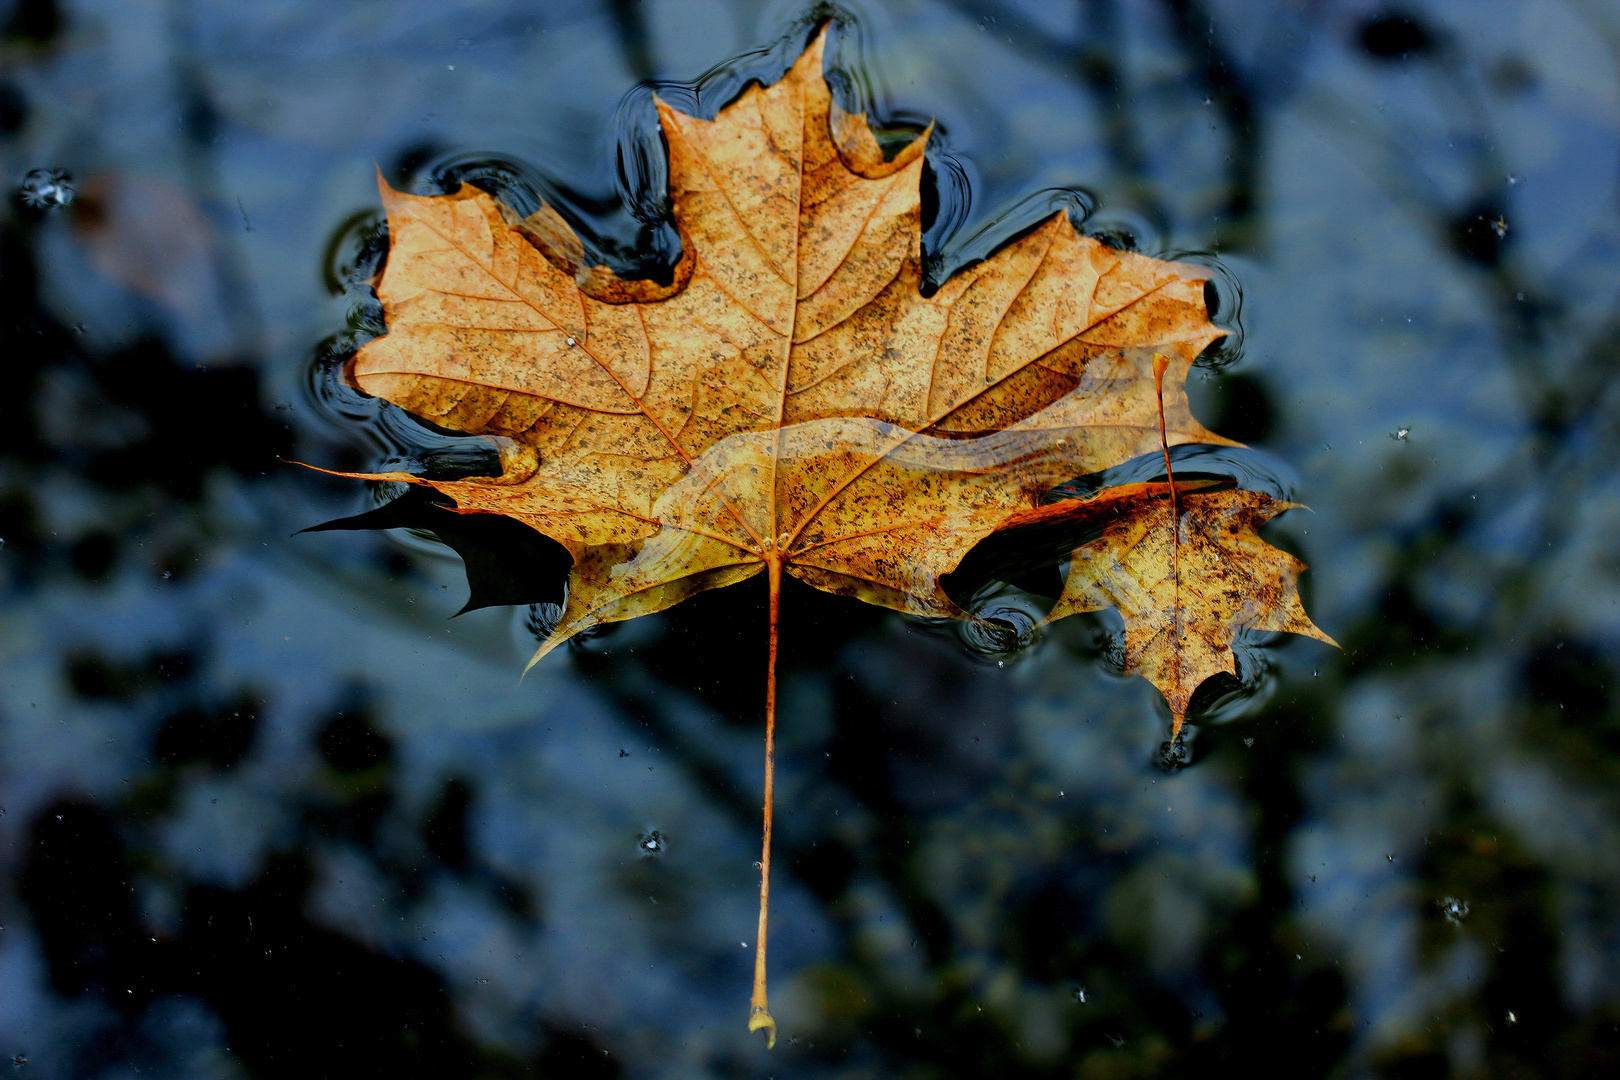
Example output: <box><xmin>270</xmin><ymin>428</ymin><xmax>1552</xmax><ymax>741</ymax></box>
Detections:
<box><xmin>341</xmin><ymin>26</ymin><xmax>1233</xmax><ymax>661</ymax></box>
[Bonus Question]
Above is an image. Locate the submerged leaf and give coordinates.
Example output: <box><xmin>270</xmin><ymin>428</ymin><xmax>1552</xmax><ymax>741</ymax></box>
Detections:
<box><xmin>1005</xmin><ymin>483</ymin><xmax>1335</xmax><ymax>732</ymax></box>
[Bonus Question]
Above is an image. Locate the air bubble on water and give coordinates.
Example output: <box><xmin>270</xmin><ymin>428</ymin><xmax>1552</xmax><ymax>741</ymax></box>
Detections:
<box><xmin>752</xmin><ymin>860</ymin><xmax>761</xmax><ymax>870</ymax></box>
<box><xmin>1073</xmin><ymin>986</ymin><xmax>1088</xmax><ymax>1004</ymax></box>
<box><xmin>524</xmin><ymin>602</ymin><xmax>563</xmax><ymax>643</ymax></box>
<box><xmin>1386</xmin><ymin>853</ymin><xmax>1395</xmax><ymax>862</ymax></box>
<box><xmin>1391</xmin><ymin>427</ymin><xmax>1410</xmax><ymax>441</ymax></box>
<box><xmin>637</xmin><ymin>829</ymin><xmax>666</xmax><ymax>856</ymax></box>
<box><xmin>957</xmin><ymin>582</ymin><xmax>1047</xmax><ymax>660</ymax></box>
<box><xmin>1157</xmin><ymin>737</ymin><xmax>1190</xmax><ymax>773</ymax></box>
<box><xmin>1243</xmin><ymin>737</ymin><xmax>1254</xmax><ymax>747</ymax></box>
<box><xmin>19</xmin><ymin>168</ymin><xmax>73</xmax><ymax>209</ymax></box>
<box><xmin>1439</xmin><ymin>896</ymin><xmax>1469</xmax><ymax>923</ymax></box>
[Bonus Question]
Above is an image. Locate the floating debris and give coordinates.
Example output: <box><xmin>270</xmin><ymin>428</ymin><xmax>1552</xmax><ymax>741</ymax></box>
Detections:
<box><xmin>19</xmin><ymin>168</ymin><xmax>72</xmax><ymax>209</ymax></box>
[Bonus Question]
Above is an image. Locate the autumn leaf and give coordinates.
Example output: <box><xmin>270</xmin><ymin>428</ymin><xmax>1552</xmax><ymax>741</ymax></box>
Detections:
<box><xmin>311</xmin><ymin>24</ymin><xmax>1326</xmax><ymax>1044</ymax></box>
<box><xmin>1000</xmin><ymin>481</ymin><xmax>1335</xmax><ymax>731</ymax></box>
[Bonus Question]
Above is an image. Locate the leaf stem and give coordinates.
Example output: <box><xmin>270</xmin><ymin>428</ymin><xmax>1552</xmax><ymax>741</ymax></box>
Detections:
<box><xmin>749</xmin><ymin>556</ymin><xmax>781</xmax><ymax>1048</ymax></box>
<box><xmin>1152</xmin><ymin>353</ymin><xmax>1183</xmax><ymax>736</ymax></box>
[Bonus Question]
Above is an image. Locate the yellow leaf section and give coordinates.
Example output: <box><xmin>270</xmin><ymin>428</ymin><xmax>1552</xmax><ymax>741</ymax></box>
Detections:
<box><xmin>1024</xmin><ymin>484</ymin><xmax>1336</xmax><ymax>732</ymax></box>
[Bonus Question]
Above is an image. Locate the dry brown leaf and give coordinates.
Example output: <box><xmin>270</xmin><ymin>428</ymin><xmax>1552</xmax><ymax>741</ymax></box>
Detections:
<box><xmin>1004</xmin><ymin>482</ymin><xmax>1336</xmax><ymax>733</ymax></box>
<box><xmin>319</xmin><ymin>25</ymin><xmax>1290</xmax><ymax>1043</ymax></box>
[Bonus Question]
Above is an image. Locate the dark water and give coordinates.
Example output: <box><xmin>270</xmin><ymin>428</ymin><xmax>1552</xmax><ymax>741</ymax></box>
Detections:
<box><xmin>4</xmin><ymin>1</ymin><xmax>1620</xmax><ymax>1077</ymax></box>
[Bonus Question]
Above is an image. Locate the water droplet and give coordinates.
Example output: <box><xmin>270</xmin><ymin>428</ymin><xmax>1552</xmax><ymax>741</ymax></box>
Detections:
<box><xmin>1439</xmin><ymin>896</ymin><xmax>1470</xmax><ymax>923</ymax></box>
<box><xmin>637</xmin><ymin>829</ymin><xmax>665</xmax><ymax>856</ymax></box>
<box><xmin>19</xmin><ymin>168</ymin><xmax>73</xmax><ymax>209</ymax></box>
<box><xmin>565</xmin><ymin>336</ymin><xmax>576</xmax><ymax>346</ymax></box>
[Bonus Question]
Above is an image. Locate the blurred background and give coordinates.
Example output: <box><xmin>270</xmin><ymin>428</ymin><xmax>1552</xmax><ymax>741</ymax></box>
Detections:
<box><xmin>2</xmin><ymin>0</ymin><xmax>1619</xmax><ymax>1076</ymax></box>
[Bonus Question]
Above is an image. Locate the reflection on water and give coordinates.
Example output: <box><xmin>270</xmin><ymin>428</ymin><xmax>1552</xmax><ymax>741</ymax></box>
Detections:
<box><xmin>3</xmin><ymin>1</ymin><xmax>1620</xmax><ymax>1077</ymax></box>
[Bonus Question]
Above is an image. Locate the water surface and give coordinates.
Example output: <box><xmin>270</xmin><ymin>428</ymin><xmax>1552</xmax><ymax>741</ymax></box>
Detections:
<box><xmin>3</xmin><ymin>1</ymin><xmax>1620</xmax><ymax>1077</ymax></box>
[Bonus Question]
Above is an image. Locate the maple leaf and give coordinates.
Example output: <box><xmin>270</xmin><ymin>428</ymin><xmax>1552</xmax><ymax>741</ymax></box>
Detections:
<box><xmin>1001</xmin><ymin>481</ymin><xmax>1336</xmax><ymax>730</ymax></box>
<box><xmin>312</xmin><ymin>25</ymin><xmax>1327</xmax><ymax>1043</ymax></box>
